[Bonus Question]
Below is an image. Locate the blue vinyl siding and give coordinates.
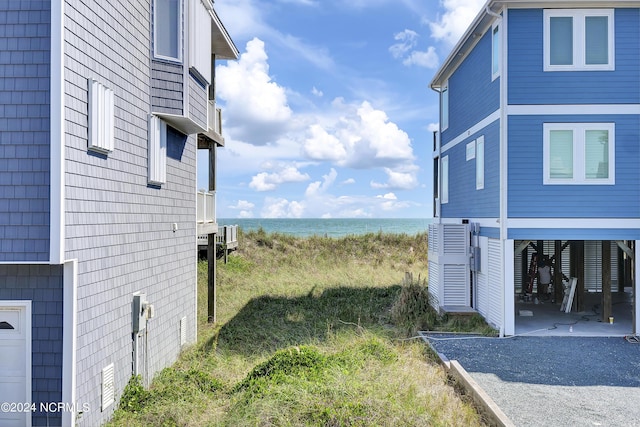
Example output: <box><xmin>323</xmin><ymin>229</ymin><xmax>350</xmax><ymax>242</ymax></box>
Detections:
<box><xmin>0</xmin><ymin>265</ymin><xmax>63</xmax><ymax>427</ymax></box>
<box><xmin>480</xmin><ymin>226</ymin><xmax>500</xmax><ymax>238</ymax></box>
<box><xmin>508</xmin><ymin>8</ymin><xmax>640</xmax><ymax>105</ymax></box>
<box><xmin>441</xmin><ymin>29</ymin><xmax>500</xmax><ymax>144</ymax></box>
<box><xmin>441</xmin><ymin>120</ymin><xmax>500</xmax><ymax>218</ymax></box>
<box><xmin>0</xmin><ymin>2</ymin><xmax>51</xmax><ymax>262</ymax></box>
<box><xmin>507</xmin><ymin>115</ymin><xmax>640</xmax><ymax>218</ymax></box>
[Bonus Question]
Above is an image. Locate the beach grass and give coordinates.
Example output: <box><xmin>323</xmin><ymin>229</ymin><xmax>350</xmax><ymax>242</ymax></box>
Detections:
<box><xmin>106</xmin><ymin>229</ymin><xmax>489</xmax><ymax>426</ymax></box>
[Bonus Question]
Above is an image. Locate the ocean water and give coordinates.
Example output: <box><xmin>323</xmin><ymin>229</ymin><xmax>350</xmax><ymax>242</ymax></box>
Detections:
<box><xmin>218</xmin><ymin>218</ymin><xmax>432</xmax><ymax>238</ymax></box>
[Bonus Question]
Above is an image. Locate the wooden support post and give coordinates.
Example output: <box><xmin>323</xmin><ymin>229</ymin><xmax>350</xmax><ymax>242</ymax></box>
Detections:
<box><xmin>207</xmin><ymin>142</ymin><xmax>217</xmax><ymax>323</ymax></box>
<box><xmin>602</xmin><ymin>240</ymin><xmax>611</xmax><ymax>322</ymax></box>
<box><xmin>207</xmin><ymin>233</ymin><xmax>216</xmax><ymax>323</ymax></box>
<box><xmin>576</xmin><ymin>241</ymin><xmax>585</xmax><ymax>312</ymax></box>
<box><xmin>554</xmin><ymin>240</ymin><xmax>563</xmax><ymax>303</ymax></box>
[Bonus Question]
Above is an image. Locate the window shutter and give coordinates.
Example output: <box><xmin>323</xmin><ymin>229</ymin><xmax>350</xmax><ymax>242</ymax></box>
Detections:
<box><xmin>148</xmin><ymin>115</ymin><xmax>167</xmax><ymax>186</ymax></box>
<box><xmin>88</xmin><ymin>79</ymin><xmax>115</xmax><ymax>154</ymax></box>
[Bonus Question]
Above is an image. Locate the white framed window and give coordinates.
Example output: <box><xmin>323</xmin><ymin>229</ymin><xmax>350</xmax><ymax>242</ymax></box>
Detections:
<box><xmin>466</xmin><ymin>141</ymin><xmax>476</xmax><ymax>161</ymax></box>
<box><xmin>88</xmin><ymin>79</ymin><xmax>115</xmax><ymax>154</ymax></box>
<box><xmin>476</xmin><ymin>136</ymin><xmax>485</xmax><ymax>190</ymax></box>
<box><xmin>154</xmin><ymin>0</ymin><xmax>183</xmax><ymax>62</ymax></box>
<box><xmin>148</xmin><ymin>115</ymin><xmax>167</xmax><ymax>186</ymax></box>
<box><xmin>441</xmin><ymin>155</ymin><xmax>449</xmax><ymax>203</ymax></box>
<box><xmin>544</xmin><ymin>9</ymin><xmax>614</xmax><ymax>71</ymax></box>
<box><xmin>491</xmin><ymin>23</ymin><xmax>500</xmax><ymax>80</ymax></box>
<box><xmin>543</xmin><ymin>123</ymin><xmax>614</xmax><ymax>185</ymax></box>
<box><xmin>441</xmin><ymin>82</ymin><xmax>449</xmax><ymax>131</ymax></box>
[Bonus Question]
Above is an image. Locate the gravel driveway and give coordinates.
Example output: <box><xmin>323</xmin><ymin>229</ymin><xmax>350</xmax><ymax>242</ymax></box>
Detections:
<box><xmin>423</xmin><ymin>335</ymin><xmax>640</xmax><ymax>426</ymax></box>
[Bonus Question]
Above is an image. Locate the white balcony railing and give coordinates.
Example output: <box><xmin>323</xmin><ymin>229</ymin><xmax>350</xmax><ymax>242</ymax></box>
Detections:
<box><xmin>208</xmin><ymin>101</ymin><xmax>222</xmax><ymax>135</ymax></box>
<box><xmin>196</xmin><ymin>190</ymin><xmax>216</xmax><ymax>224</ymax></box>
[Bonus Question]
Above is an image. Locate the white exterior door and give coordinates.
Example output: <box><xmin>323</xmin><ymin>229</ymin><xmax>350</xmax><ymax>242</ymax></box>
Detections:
<box><xmin>0</xmin><ymin>302</ymin><xmax>31</xmax><ymax>427</ymax></box>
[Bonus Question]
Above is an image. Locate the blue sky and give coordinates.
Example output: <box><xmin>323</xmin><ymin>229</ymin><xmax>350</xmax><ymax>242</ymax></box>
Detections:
<box><xmin>199</xmin><ymin>0</ymin><xmax>486</xmax><ymax>219</ymax></box>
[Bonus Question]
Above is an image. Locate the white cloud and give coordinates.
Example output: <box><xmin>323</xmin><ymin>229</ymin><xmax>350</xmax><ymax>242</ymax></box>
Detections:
<box><xmin>390</xmin><ymin>30</ymin><xmax>439</xmax><ymax>69</ymax></box>
<box><xmin>403</xmin><ymin>46</ymin><xmax>439</xmax><ymax>68</ymax></box>
<box><xmin>370</xmin><ymin>166</ymin><xmax>419</xmax><ymax>190</ymax></box>
<box><xmin>303</xmin><ymin>99</ymin><xmax>414</xmax><ymax>169</ymax></box>
<box><xmin>249</xmin><ymin>166</ymin><xmax>311</xmax><ymax>191</ymax></box>
<box><xmin>305</xmin><ymin>168</ymin><xmax>337</xmax><ymax>197</ymax></box>
<box><xmin>428</xmin><ymin>0</ymin><xmax>486</xmax><ymax>46</ymax></box>
<box><xmin>376</xmin><ymin>192</ymin><xmax>398</xmax><ymax>200</ymax></box>
<box><xmin>303</xmin><ymin>124</ymin><xmax>347</xmax><ymax>162</ymax></box>
<box><xmin>238</xmin><ymin>210</ymin><xmax>254</xmax><ymax>218</ymax></box>
<box><xmin>389</xmin><ymin>29</ymin><xmax>418</xmax><ymax>58</ymax></box>
<box><xmin>216</xmin><ymin>38</ymin><xmax>293</xmax><ymax>145</ymax></box>
<box><xmin>311</xmin><ymin>86</ymin><xmax>323</xmax><ymax>97</ymax></box>
<box><xmin>230</xmin><ymin>200</ymin><xmax>256</xmax><ymax>210</ymax></box>
<box><xmin>341</xmin><ymin>178</ymin><xmax>356</xmax><ymax>185</ymax></box>
<box><xmin>261</xmin><ymin>197</ymin><xmax>305</xmax><ymax>218</ymax></box>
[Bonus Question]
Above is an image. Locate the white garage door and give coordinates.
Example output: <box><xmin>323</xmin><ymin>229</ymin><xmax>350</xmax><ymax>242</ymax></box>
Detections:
<box><xmin>0</xmin><ymin>303</ymin><xmax>30</xmax><ymax>427</ymax></box>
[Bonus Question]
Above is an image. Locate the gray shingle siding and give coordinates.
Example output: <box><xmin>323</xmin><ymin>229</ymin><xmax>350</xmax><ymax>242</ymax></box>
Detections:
<box><xmin>151</xmin><ymin>60</ymin><xmax>184</xmax><ymax>114</ymax></box>
<box><xmin>0</xmin><ymin>1</ymin><xmax>51</xmax><ymax>262</ymax></box>
<box><xmin>63</xmin><ymin>1</ymin><xmax>197</xmax><ymax>425</ymax></box>
<box><xmin>0</xmin><ymin>264</ymin><xmax>63</xmax><ymax>427</ymax></box>
<box><xmin>188</xmin><ymin>75</ymin><xmax>208</xmax><ymax>130</ymax></box>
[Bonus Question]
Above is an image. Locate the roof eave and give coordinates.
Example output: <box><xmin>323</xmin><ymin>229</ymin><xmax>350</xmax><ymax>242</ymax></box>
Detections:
<box><xmin>211</xmin><ymin>8</ymin><xmax>239</xmax><ymax>60</ymax></box>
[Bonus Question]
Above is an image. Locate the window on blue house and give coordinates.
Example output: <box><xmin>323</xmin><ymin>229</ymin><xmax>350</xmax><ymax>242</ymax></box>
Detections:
<box><xmin>441</xmin><ymin>155</ymin><xmax>449</xmax><ymax>204</ymax></box>
<box><xmin>154</xmin><ymin>0</ymin><xmax>183</xmax><ymax>62</ymax></box>
<box><xmin>543</xmin><ymin>123</ymin><xmax>614</xmax><ymax>185</ymax></box>
<box><xmin>476</xmin><ymin>136</ymin><xmax>484</xmax><ymax>190</ymax></box>
<box><xmin>544</xmin><ymin>9</ymin><xmax>614</xmax><ymax>71</ymax></box>
<box><xmin>491</xmin><ymin>24</ymin><xmax>500</xmax><ymax>80</ymax></box>
<box><xmin>441</xmin><ymin>83</ymin><xmax>449</xmax><ymax>131</ymax></box>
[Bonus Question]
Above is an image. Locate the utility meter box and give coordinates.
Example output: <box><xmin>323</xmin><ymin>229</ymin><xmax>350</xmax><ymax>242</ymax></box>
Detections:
<box><xmin>132</xmin><ymin>293</ymin><xmax>148</xmax><ymax>333</ymax></box>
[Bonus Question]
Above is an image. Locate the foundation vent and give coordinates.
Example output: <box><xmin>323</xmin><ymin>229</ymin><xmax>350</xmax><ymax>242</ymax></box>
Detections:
<box><xmin>101</xmin><ymin>363</ymin><xmax>115</xmax><ymax>411</ymax></box>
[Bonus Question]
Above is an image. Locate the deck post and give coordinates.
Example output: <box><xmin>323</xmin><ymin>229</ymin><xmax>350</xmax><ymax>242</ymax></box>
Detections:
<box><xmin>602</xmin><ymin>240</ymin><xmax>611</xmax><ymax>322</ymax></box>
<box><xmin>576</xmin><ymin>241</ymin><xmax>585</xmax><ymax>312</ymax></box>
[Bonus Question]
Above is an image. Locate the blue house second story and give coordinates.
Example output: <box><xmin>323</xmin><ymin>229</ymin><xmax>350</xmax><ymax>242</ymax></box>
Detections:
<box><xmin>430</xmin><ymin>0</ymin><xmax>640</xmax><ymax>239</ymax></box>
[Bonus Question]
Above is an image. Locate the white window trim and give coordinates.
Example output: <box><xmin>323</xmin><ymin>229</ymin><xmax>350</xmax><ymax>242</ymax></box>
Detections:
<box><xmin>476</xmin><ymin>136</ymin><xmax>485</xmax><ymax>190</ymax></box>
<box><xmin>154</xmin><ymin>0</ymin><xmax>183</xmax><ymax>63</ymax></box>
<box><xmin>441</xmin><ymin>82</ymin><xmax>449</xmax><ymax>131</ymax></box>
<box><xmin>543</xmin><ymin>122</ymin><xmax>615</xmax><ymax>185</ymax></box>
<box><xmin>491</xmin><ymin>22</ymin><xmax>500</xmax><ymax>81</ymax></box>
<box><xmin>442</xmin><ymin>155</ymin><xmax>449</xmax><ymax>204</ymax></box>
<box><xmin>543</xmin><ymin>9</ymin><xmax>614</xmax><ymax>72</ymax></box>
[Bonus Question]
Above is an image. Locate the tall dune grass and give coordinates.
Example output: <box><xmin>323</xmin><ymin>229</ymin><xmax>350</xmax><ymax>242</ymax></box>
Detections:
<box><xmin>107</xmin><ymin>230</ymin><xmax>486</xmax><ymax>426</ymax></box>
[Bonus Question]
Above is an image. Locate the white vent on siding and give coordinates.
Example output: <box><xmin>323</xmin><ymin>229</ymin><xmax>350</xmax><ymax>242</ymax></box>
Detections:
<box><xmin>148</xmin><ymin>115</ymin><xmax>167</xmax><ymax>186</ymax></box>
<box><xmin>88</xmin><ymin>79</ymin><xmax>115</xmax><ymax>154</ymax></box>
<box><xmin>180</xmin><ymin>316</ymin><xmax>187</xmax><ymax>346</ymax></box>
<box><xmin>101</xmin><ymin>363</ymin><xmax>115</xmax><ymax>411</ymax></box>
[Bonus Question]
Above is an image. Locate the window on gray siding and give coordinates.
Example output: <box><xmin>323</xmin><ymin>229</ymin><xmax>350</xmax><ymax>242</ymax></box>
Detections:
<box><xmin>543</xmin><ymin>123</ymin><xmax>614</xmax><ymax>185</ymax></box>
<box><xmin>155</xmin><ymin>0</ymin><xmax>182</xmax><ymax>62</ymax></box>
<box><xmin>544</xmin><ymin>9</ymin><xmax>614</xmax><ymax>71</ymax></box>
